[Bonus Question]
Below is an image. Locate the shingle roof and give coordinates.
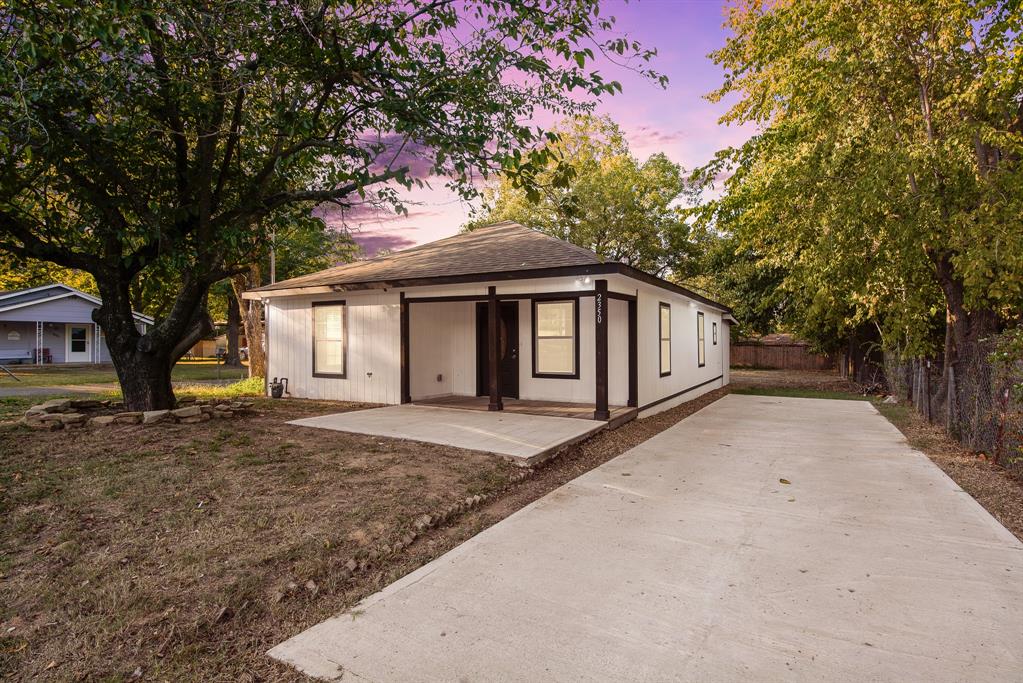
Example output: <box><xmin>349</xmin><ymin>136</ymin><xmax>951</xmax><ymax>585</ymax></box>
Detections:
<box><xmin>253</xmin><ymin>221</ymin><xmax>602</xmax><ymax>292</ymax></box>
<box><xmin>0</xmin><ymin>283</ymin><xmax>154</xmax><ymax>323</ymax></box>
<box><xmin>250</xmin><ymin>221</ymin><xmax>732</xmax><ymax>314</ymax></box>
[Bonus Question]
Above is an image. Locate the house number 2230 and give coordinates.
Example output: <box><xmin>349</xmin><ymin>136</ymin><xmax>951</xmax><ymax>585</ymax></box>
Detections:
<box><xmin>595</xmin><ymin>293</ymin><xmax>603</xmax><ymax>325</ymax></box>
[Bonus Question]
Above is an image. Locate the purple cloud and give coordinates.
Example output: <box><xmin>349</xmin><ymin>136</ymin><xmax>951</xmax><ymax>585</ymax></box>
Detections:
<box><xmin>353</xmin><ymin>231</ymin><xmax>419</xmax><ymax>256</ymax></box>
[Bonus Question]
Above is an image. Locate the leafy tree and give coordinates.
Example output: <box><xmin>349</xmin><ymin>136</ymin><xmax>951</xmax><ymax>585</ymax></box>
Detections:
<box><xmin>466</xmin><ymin>115</ymin><xmax>698</xmax><ymax>277</ymax></box>
<box><xmin>689</xmin><ymin>235</ymin><xmax>786</xmax><ymax>339</ymax></box>
<box><xmin>0</xmin><ymin>254</ymin><xmax>97</xmax><ymax>295</ymax></box>
<box><xmin>232</xmin><ymin>219</ymin><xmax>361</xmax><ymax>378</ymax></box>
<box><xmin>0</xmin><ymin>0</ymin><xmax>659</xmax><ymax>409</ymax></box>
<box><xmin>697</xmin><ymin>0</ymin><xmax>1023</xmax><ymax>373</ymax></box>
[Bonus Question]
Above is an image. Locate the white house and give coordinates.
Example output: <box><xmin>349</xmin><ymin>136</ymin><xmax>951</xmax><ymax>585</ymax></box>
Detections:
<box><xmin>245</xmin><ymin>222</ymin><xmax>733</xmax><ymax>421</ymax></box>
<box><xmin>0</xmin><ymin>284</ymin><xmax>152</xmax><ymax>365</ymax></box>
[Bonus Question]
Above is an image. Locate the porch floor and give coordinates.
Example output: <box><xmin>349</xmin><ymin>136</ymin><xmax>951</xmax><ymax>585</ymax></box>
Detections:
<box><xmin>289</xmin><ymin>404</ymin><xmax>616</xmax><ymax>464</ymax></box>
<box><xmin>415</xmin><ymin>394</ymin><xmax>635</xmax><ymax>423</ymax></box>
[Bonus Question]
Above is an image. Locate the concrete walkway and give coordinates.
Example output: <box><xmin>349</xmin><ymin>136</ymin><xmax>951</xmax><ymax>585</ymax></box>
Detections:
<box><xmin>271</xmin><ymin>394</ymin><xmax>1023</xmax><ymax>682</ymax></box>
<box><xmin>288</xmin><ymin>404</ymin><xmax>607</xmax><ymax>463</ymax></box>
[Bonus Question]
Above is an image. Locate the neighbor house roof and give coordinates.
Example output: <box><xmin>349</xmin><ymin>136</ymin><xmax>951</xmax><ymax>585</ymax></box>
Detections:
<box><xmin>0</xmin><ymin>284</ymin><xmax>154</xmax><ymax>324</ymax></box>
<box><xmin>250</xmin><ymin>221</ymin><xmax>731</xmax><ymax>313</ymax></box>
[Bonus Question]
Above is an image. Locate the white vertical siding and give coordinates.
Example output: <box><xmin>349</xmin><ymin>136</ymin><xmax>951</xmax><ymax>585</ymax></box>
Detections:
<box><xmin>608</xmin><ymin>298</ymin><xmax>630</xmax><ymax>406</ymax></box>
<box><xmin>409</xmin><ymin>301</ymin><xmax>476</xmax><ymax>399</ymax></box>
<box><xmin>263</xmin><ymin>273</ymin><xmax>728</xmax><ymax>411</ymax></box>
<box><xmin>267</xmin><ymin>291</ymin><xmax>401</xmax><ymax>403</ymax></box>
<box><xmin>722</xmin><ymin>321</ymin><xmax>731</xmax><ymax>385</ymax></box>
<box><xmin>629</xmin><ymin>276</ymin><xmax>727</xmax><ymax>418</ymax></box>
<box><xmin>517</xmin><ymin>297</ymin><xmax>596</xmax><ymax>403</ymax></box>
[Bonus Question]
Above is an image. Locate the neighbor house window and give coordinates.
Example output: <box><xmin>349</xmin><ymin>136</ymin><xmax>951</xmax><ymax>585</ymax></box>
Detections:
<box><xmin>697</xmin><ymin>311</ymin><xmax>706</xmax><ymax>367</ymax></box>
<box><xmin>713</xmin><ymin>321</ymin><xmax>718</xmax><ymax>345</ymax></box>
<box><xmin>659</xmin><ymin>303</ymin><xmax>671</xmax><ymax>376</ymax></box>
<box><xmin>313</xmin><ymin>301</ymin><xmax>347</xmax><ymax>377</ymax></box>
<box><xmin>533</xmin><ymin>299</ymin><xmax>578</xmax><ymax>378</ymax></box>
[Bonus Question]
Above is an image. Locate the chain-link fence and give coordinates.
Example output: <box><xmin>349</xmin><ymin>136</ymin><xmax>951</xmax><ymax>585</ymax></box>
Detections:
<box><xmin>884</xmin><ymin>330</ymin><xmax>1023</xmax><ymax>477</ymax></box>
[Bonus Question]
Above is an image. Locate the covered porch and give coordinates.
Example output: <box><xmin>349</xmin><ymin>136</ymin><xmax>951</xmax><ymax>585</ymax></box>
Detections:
<box><xmin>0</xmin><ymin>320</ymin><xmax>106</xmax><ymax>365</ymax></box>
<box><xmin>400</xmin><ymin>279</ymin><xmax>637</xmax><ymax>421</ymax></box>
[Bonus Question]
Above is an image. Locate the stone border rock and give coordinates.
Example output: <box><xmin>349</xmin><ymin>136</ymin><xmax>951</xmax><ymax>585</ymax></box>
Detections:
<box><xmin>22</xmin><ymin>397</ymin><xmax>256</xmax><ymax>430</ymax></box>
<box><xmin>290</xmin><ymin>468</ymin><xmax>539</xmax><ymax>597</ymax></box>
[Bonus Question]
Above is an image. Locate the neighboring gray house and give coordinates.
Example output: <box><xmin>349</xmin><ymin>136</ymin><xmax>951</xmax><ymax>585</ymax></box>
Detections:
<box><xmin>0</xmin><ymin>284</ymin><xmax>153</xmax><ymax>365</ymax></box>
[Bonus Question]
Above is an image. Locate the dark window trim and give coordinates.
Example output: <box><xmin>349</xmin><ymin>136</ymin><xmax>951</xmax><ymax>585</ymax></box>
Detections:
<box><xmin>531</xmin><ymin>297</ymin><xmax>580</xmax><ymax>380</ymax></box>
<box><xmin>659</xmin><ymin>302</ymin><xmax>671</xmax><ymax>377</ymax></box>
<box><xmin>312</xmin><ymin>300</ymin><xmax>348</xmax><ymax>379</ymax></box>
<box><xmin>712</xmin><ymin>321</ymin><xmax>718</xmax><ymax>345</ymax></box>
<box><xmin>697</xmin><ymin>311</ymin><xmax>706</xmax><ymax>368</ymax></box>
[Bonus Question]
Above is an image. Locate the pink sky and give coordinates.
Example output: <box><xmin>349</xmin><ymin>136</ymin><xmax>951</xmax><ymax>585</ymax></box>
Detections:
<box><xmin>342</xmin><ymin>0</ymin><xmax>751</xmax><ymax>256</ymax></box>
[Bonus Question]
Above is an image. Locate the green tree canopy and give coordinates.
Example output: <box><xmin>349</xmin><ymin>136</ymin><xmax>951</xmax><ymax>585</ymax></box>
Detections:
<box><xmin>695</xmin><ymin>0</ymin><xmax>1023</xmax><ymax>363</ymax></box>
<box><xmin>466</xmin><ymin>115</ymin><xmax>700</xmax><ymax>278</ymax></box>
<box><xmin>0</xmin><ymin>0</ymin><xmax>660</xmax><ymax>409</ymax></box>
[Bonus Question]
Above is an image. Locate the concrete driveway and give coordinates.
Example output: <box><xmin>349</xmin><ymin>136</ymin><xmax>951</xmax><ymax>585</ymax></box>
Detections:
<box><xmin>271</xmin><ymin>394</ymin><xmax>1023</xmax><ymax>682</ymax></box>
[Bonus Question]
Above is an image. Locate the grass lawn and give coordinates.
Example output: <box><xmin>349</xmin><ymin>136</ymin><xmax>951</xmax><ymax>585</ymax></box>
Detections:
<box><xmin>0</xmin><ymin>360</ymin><xmax>249</xmax><ymax>387</ymax></box>
<box><xmin>730</xmin><ymin>386</ymin><xmax>871</xmax><ymax>401</ymax></box>
<box><xmin>0</xmin><ymin>398</ymin><xmax>517</xmax><ymax>680</ymax></box>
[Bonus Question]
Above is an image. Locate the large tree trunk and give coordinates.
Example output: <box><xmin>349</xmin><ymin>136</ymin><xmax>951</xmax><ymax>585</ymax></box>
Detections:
<box><xmin>932</xmin><ymin>251</ymin><xmax>999</xmax><ymax>371</ymax></box>
<box><xmin>93</xmin><ymin>273</ymin><xmax>213</xmax><ymax>411</ymax></box>
<box><xmin>930</xmin><ymin>249</ymin><xmax>999</xmax><ymax>434</ymax></box>
<box><xmin>232</xmin><ymin>265</ymin><xmax>266</xmax><ymax>379</ymax></box>
<box><xmin>224</xmin><ymin>290</ymin><xmax>242</xmax><ymax>367</ymax></box>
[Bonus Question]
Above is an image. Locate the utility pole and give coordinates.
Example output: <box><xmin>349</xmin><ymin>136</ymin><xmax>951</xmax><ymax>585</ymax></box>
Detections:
<box><xmin>269</xmin><ymin>228</ymin><xmax>277</xmax><ymax>284</ymax></box>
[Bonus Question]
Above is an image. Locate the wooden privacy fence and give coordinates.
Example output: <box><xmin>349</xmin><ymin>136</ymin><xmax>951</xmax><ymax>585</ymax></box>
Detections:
<box><xmin>731</xmin><ymin>342</ymin><xmax>836</xmax><ymax>371</ymax></box>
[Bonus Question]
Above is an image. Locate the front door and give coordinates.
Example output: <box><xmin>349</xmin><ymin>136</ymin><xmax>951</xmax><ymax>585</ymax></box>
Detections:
<box><xmin>476</xmin><ymin>302</ymin><xmax>519</xmax><ymax>399</ymax></box>
<box><xmin>65</xmin><ymin>324</ymin><xmax>92</xmax><ymax>363</ymax></box>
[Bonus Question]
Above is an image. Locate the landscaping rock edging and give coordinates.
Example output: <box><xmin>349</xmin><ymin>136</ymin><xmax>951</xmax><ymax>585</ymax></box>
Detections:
<box><xmin>21</xmin><ymin>398</ymin><xmax>256</xmax><ymax>430</ymax></box>
<box><xmin>285</xmin><ymin>467</ymin><xmax>539</xmax><ymax>600</ymax></box>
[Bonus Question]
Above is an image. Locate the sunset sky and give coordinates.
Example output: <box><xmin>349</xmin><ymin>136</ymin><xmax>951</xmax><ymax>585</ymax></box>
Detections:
<box><xmin>344</xmin><ymin>0</ymin><xmax>752</xmax><ymax>256</ymax></box>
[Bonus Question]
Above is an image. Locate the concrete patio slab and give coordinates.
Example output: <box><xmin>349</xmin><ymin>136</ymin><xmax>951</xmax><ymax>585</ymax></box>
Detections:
<box><xmin>272</xmin><ymin>394</ymin><xmax>1023</xmax><ymax>682</ymax></box>
<box><xmin>288</xmin><ymin>404</ymin><xmax>607</xmax><ymax>462</ymax></box>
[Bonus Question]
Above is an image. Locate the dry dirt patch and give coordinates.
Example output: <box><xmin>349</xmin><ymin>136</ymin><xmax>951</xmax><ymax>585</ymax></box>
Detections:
<box><xmin>876</xmin><ymin>401</ymin><xmax>1023</xmax><ymax>542</ymax></box>
<box><xmin>0</xmin><ymin>389</ymin><xmax>729</xmax><ymax>681</ymax></box>
<box><xmin>731</xmin><ymin>367</ymin><xmax>861</xmax><ymax>392</ymax></box>
<box><xmin>0</xmin><ymin>399</ymin><xmax>514</xmax><ymax>681</ymax></box>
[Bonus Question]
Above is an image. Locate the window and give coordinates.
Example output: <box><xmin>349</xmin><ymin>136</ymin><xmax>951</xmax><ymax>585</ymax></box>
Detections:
<box><xmin>313</xmin><ymin>301</ymin><xmax>347</xmax><ymax>377</ymax></box>
<box><xmin>712</xmin><ymin>321</ymin><xmax>718</xmax><ymax>345</ymax></box>
<box><xmin>659</xmin><ymin>303</ymin><xmax>671</xmax><ymax>376</ymax></box>
<box><xmin>533</xmin><ymin>299</ymin><xmax>578</xmax><ymax>378</ymax></box>
<box><xmin>697</xmin><ymin>312</ymin><xmax>706</xmax><ymax>367</ymax></box>
<box><xmin>70</xmin><ymin>326</ymin><xmax>87</xmax><ymax>353</ymax></box>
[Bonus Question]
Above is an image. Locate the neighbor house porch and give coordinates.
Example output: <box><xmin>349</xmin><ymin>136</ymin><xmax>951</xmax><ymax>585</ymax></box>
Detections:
<box><xmin>0</xmin><ymin>320</ymin><xmax>107</xmax><ymax>365</ymax></box>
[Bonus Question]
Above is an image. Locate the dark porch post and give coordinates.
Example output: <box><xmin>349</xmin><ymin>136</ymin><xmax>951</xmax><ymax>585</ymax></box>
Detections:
<box><xmin>400</xmin><ymin>292</ymin><xmax>411</xmax><ymax>404</ymax></box>
<box><xmin>487</xmin><ymin>286</ymin><xmax>503</xmax><ymax>411</ymax></box>
<box><xmin>628</xmin><ymin>296</ymin><xmax>638</xmax><ymax>408</ymax></box>
<box><xmin>594</xmin><ymin>279</ymin><xmax>610</xmax><ymax>420</ymax></box>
